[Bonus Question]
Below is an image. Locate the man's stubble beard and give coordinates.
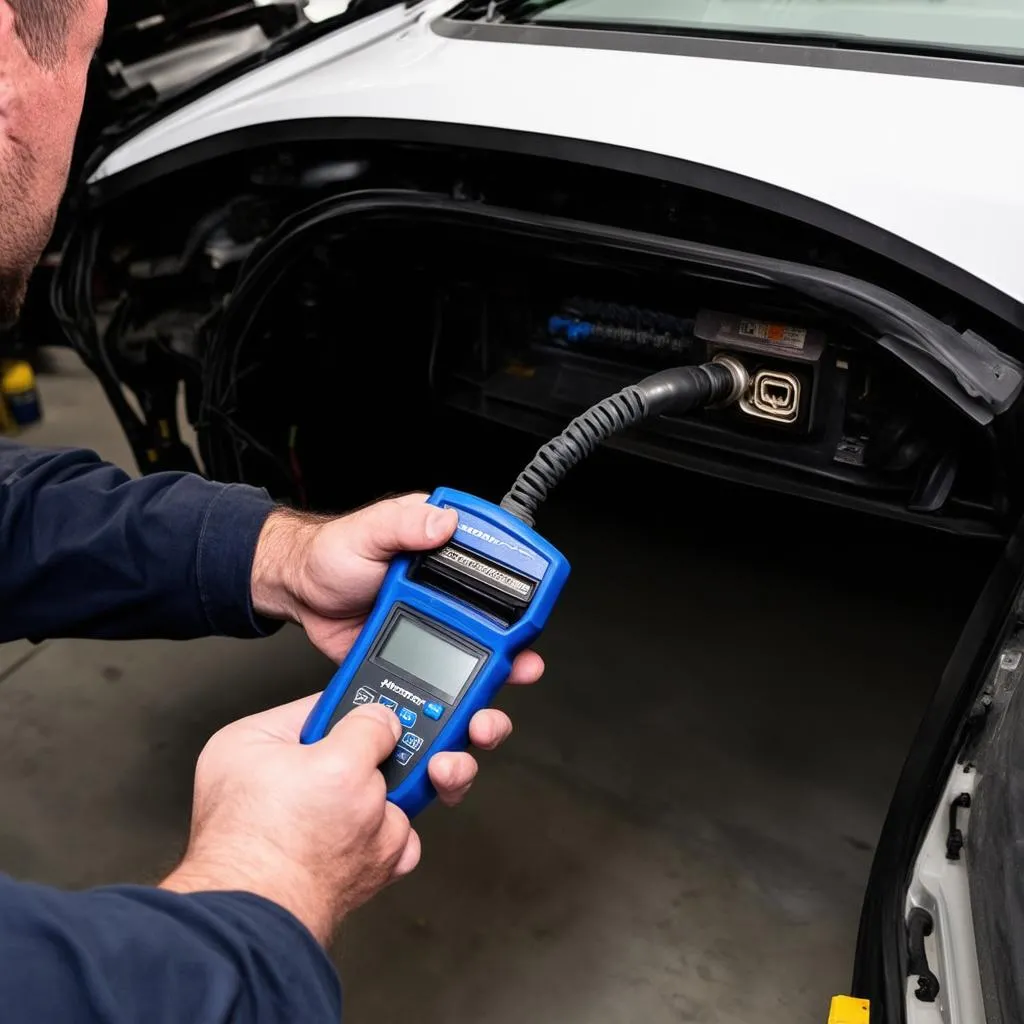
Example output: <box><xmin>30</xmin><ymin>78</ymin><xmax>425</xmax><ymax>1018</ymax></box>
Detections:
<box><xmin>0</xmin><ymin>145</ymin><xmax>58</xmax><ymax>330</ymax></box>
<box><xmin>0</xmin><ymin>270</ymin><xmax>30</xmax><ymax>330</ymax></box>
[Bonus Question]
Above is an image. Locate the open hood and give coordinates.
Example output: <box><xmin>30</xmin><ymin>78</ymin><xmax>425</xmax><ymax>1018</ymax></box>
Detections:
<box><xmin>93</xmin><ymin>1</ymin><xmax>305</xmax><ymax>120</ymax></box>
<box><xmin>85</xmin><ymin>2</ymin><xmax>407</xmax><ymax>151</ymax></box>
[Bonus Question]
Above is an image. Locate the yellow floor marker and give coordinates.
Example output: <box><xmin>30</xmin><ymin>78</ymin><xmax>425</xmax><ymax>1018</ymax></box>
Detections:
<box><xmin>829</xmin><ymin>995</ymin><xmax>870</xmax><ymax>1024</ymax></box>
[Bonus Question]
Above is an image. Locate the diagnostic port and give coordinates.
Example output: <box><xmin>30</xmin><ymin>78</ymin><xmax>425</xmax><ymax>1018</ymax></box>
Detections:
<box><xmin>741</xmin><ymin>370</ymin><xmax>802</xmax><ymax>424</ymax></box>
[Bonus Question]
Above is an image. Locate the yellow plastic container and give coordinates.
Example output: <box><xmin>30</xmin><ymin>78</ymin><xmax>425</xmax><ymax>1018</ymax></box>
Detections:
<box><xmin>1</xmin><ymin>361</ymin><xmax>41</xmax><ymax>426</ymax></box>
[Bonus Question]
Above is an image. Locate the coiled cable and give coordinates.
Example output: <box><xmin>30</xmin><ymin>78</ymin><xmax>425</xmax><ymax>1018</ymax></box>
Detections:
<box><xmin>501</xmin><ymin>359</ymin><xmax>748</xmax><ymax>526</ymax></box>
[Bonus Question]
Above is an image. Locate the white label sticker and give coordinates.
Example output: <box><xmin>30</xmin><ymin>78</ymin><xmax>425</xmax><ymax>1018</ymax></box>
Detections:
<box><xmin>738</xmin><ymin>319</ymin><xmax>807</xmax><ymax>350</ymax></box>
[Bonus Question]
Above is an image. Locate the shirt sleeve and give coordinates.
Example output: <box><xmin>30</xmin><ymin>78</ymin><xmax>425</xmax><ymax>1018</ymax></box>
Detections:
<box><xmin>0</xmin><ymin>876</ymin><xmax>342</xmax><ymax>1024</ymax></box>
<box><xmin>0</xmin><ymin>440</ymin><xmax>279</xmax><ymax>643</ymax></box>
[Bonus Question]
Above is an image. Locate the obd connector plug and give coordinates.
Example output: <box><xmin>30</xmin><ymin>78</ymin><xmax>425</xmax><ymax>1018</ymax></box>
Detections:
<box><xmin>500</xmin><ymin>357</ymin><xmax>750</xmax><ymax>526</ymax></box>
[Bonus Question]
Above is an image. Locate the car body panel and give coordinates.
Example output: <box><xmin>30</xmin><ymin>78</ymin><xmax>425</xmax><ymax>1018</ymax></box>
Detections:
<box><xmin>904</xmin><ymin>764</ymin><xmax>983</xmax><ymax>1024</ymax></box>
<box><xmin>854</xmin><ymin>509</ymin><xmax>1024</xmax><ymax>1022</ymax></box>
<box><xmin>89</xmin><ymin>1</ymin><xmax>1024</xmax><ymax>306</ymax></box>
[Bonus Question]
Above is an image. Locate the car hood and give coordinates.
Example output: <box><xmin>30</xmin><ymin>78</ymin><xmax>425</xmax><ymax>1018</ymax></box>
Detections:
<box><xmin>89</xmin><ymin>0</ymin><xmax>1024</xmax><ymax>307</ymax></box>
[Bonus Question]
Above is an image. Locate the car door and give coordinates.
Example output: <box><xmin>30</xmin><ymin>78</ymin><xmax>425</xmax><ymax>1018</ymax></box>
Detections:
<box><xmin>854</xmin><ymin>518</ymin><xmax>1024</xmax><ymax>1022</ymax></box>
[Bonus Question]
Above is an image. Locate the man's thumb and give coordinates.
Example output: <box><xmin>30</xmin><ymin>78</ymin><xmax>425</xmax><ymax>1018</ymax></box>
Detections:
<box><xmin>350</xmin><ymin>499</ymin><xmax>458</xmax><ymax>561</ymax></box>
<box><xmin>321</xmin><ymin>703</ymin><xmax>402</xmax><ymax>773</ymax></box>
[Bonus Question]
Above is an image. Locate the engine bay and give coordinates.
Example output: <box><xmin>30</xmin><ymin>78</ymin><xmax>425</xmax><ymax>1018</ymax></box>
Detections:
<box><xmin>56</xmin><ymin>141</ymin><xmax>1024</xmax><ymax>538</ymax></box>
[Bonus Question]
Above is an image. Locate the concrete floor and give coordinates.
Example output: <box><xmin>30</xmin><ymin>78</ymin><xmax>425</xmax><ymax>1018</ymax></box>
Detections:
<box><xmin>0</xmin><ymin>351</ymin><xmax>993</xmax><ymax>1023</ymax></box>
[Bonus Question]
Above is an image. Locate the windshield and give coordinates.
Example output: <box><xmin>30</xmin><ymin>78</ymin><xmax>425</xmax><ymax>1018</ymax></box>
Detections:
<box><xmin>494</xmin><ymin>0</ymin><xmax>1024</xmax><ymax>61</ymax></box>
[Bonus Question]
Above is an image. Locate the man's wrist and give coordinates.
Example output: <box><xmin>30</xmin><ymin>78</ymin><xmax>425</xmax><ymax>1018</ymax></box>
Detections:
<box><xmin>250</xmin><ymin>508</ymin><xmax>326</xmax><ymax>622</ymax></box>
<box><xmin>160</xmin><ymin>854</ymin><xmax>336</xmax><ymax>946</ymax></box>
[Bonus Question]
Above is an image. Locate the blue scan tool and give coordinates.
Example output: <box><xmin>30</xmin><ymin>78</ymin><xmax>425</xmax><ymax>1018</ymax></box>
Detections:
<box><xmin>301</xmin><ymin>488</ymin><xmax>571</xmax><ymax>818</ymax></box>
<box><xmin>299</xmin><ymin>356</ymin><xmax>748</xmax><ymax>819</ymax></box>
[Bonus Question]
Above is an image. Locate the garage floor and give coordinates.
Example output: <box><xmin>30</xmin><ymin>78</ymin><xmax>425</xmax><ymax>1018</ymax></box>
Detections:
<box><xmin>1</xmin><ymin>350</ymin><xmax>992</xmax><ymax>1024</ymax></box>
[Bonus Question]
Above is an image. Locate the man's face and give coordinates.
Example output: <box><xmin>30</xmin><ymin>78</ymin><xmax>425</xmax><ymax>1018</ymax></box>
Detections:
<box><xmin>0</xmin><ymin>0</ymin><xmax>107</xmax><ymax>326</ymax></box>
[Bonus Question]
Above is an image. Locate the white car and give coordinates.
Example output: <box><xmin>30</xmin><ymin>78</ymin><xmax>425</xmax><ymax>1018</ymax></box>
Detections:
<box><xmin>55</xmin><ymin>3</ymin><xmax>1024</xmax><ymax>1021</ymax></box>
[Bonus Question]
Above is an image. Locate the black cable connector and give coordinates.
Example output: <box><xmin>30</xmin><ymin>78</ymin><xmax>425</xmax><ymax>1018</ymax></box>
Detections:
<box><xmin>501</xmin><ymin>358</ymin><xmax>750</xmax><ymax>526</ymax></box>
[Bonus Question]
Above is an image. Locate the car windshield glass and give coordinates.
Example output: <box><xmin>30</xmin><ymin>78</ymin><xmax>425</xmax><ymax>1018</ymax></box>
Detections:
<box><xmin>490</xmin><ymin>0</ymin><xmax>1024</xmax><ymax>61</ymax></box>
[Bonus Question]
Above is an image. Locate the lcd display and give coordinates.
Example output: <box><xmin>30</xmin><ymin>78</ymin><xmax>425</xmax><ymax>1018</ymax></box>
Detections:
<box><xmin>379</xmin><ymin>616</ymin><xmax>481</xmax><ymax>699</ymax></box>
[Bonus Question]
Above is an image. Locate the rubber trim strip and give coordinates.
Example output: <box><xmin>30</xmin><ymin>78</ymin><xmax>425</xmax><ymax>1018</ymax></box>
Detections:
<box><xmin>217</xmin><ymin>189</ymin><xmax>1019</xmax><ymax>422</ymax></box>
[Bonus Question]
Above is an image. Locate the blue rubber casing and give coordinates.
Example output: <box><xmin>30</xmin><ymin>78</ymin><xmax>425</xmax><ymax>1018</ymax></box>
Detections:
<box><xmin>301</xmin><ymin>489</ymin><xmax>571</xmax><ymax>818</ymax></box>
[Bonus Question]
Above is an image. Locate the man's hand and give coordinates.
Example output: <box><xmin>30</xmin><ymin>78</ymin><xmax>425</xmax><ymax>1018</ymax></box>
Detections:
<box><xmin>250</xmin><ymin>495</ymin><xmax>544</xmax><ymax>806</ymax></box>
<box><xmin>162</xmin><ymin>699</ymin><xmax>417</xmax><ymax>945</ymax></box>
<box><xmin>252</xmin><ymin>494</ymin><xmax>460</xmax><ymax>661</ymax></box>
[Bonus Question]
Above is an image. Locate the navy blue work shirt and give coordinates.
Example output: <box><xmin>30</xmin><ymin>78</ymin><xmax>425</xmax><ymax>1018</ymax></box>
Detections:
<box><xmin>0</xmin><ymin>440</ymin><xmax>343</xmax><ymax>1022</ymax></box>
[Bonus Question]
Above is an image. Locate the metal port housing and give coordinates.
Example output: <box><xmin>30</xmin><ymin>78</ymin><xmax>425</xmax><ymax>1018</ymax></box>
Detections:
<box><xmin>710</xmin><ymin>354</ymin><xmax>751</xmax><ymax>408</ymax></box>
<box><xmin>740</xmin><ymin>370</ymin><xmax>802</xmax><ymax>424</ymax></box>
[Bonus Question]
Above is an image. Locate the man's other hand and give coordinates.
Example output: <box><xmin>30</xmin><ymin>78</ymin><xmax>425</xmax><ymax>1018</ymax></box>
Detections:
<box><xmin>249</xmin><ymin>495</ymin><xmax>544</xmax><ymax>787</ymax></box>
<box><xmin>162</xmin><ymin>699</ymin><xmax>417</xmax><ymax>945</ymax></box>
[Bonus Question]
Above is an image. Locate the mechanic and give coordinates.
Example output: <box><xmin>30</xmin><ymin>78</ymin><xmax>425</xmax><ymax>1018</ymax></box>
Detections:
<box><xmin>0</xmin><ymin>1</ymin><xmax>544</xmax><ymax>1021</ymax></box>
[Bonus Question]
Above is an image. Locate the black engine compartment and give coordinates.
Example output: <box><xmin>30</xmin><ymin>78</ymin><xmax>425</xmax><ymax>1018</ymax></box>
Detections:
<box><xmin>56</xmin><ymin>140</ymin><xmax>1024</xmax><ymax>537</ymax></box>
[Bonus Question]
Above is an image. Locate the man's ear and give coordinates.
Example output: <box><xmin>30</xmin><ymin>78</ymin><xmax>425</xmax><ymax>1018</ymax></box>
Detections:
<box><xmin>0</xmin><ymin>2</ymin><xmax>16</xmax><ymax>49</ymax></box>
<box><xmin>0</xmin><ymin>2</ymin><xmax>16</xmax><ymax>126</ymax></box>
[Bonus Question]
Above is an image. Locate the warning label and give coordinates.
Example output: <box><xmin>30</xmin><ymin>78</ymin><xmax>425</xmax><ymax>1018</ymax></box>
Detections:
<box><xmin>738</xmin><ymin>319</ymin><xmax>808</xmax><ymax>350</ymax></box>
<box><xmin>693</xmin><ymin>309</ymin><xmax>825</xmax><ymax>363</ymax></box>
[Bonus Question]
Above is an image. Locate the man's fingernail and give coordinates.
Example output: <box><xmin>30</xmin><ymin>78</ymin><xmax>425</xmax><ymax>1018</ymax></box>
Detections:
<box><xmin>364</xmin><ymin>704</ymin><xmax>401</xmax><ymax>737</ymax></box>
<box><xmin>427</xmin><ymin>508</ymin><xmax>456</xmax><ymax>542</ymax></box>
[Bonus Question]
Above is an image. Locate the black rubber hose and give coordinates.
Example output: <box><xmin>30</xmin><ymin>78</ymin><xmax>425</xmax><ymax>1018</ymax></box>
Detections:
<box><xmin>501</xmin><ymin>362</ymin><xmax>740</xmax><ymax>526</ymax></box>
